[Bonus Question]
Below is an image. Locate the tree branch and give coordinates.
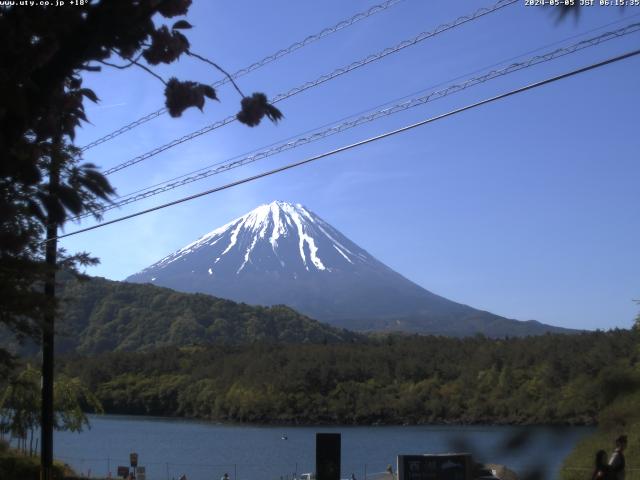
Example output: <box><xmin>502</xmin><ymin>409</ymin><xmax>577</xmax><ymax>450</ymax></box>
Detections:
<box><xmin>102</xmin><ymin>49</ymin><xmax>167</xmax><ymax>85</ymax></box>
<box><xmin>187</xmin><ymin>50</ymin><xmax>245</xmax><ymax>98</ymax></box>
<box><xmin>97</xmin><ymin>52</ymin><xmax>143</xmax><ymax>70</ymax></box>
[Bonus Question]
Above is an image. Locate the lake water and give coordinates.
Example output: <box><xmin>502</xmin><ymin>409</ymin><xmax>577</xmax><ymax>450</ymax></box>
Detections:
<box><xmin>53</xmin><ymin>415</ymin><xmax>592</xmax><ymax>480</ymax></box>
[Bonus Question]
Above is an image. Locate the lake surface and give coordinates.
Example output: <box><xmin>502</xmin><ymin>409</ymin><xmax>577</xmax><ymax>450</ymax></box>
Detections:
<box><xmin>53</xmin><ymin>415</ymin><xmax>592</xmax><ymax>480</ymax></box>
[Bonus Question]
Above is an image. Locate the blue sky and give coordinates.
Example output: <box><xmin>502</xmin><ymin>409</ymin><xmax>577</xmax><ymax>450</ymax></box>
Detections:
<box><xmin>63</xmin><ymin>0</ymin><xmax>640</xmax><ymax>331</ymax></box>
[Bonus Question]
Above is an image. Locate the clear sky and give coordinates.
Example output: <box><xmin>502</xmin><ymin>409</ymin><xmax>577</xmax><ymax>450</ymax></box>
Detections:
<box><xmin>62</xmin><ymin>0</ymin><xmax>640</xmax><ymax>331</ymax></box>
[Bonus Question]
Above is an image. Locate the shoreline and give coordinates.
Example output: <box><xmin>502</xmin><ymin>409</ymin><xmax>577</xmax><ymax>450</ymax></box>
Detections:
<box><xmin>82</xmin><ymin>411</ymin><xmax>598</xmax><ymax>429</ymax></box>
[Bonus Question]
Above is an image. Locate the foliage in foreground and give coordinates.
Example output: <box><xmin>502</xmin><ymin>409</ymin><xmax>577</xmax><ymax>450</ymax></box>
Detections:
<box><xmin>0</xmin><ymin>440</ymin><xmax>72</xmax><ymax>480</ymax></box>
<box><xmin>560</xmin><ymin>315</ymin><xmax>640</xmax><ymax>479</ymax></box>
<box><xmin>561</xmin><ymin>390</ymin><xmax>640</xmax><ymax>480</ymax></box>
<box><xmin>0</xmin><ymin>365</ymin><xmax>103</xmax><ymax>455</ymax></box>
<box><xmin>0</xmin><ymin>0</ymin><xmax>283</xmax><ymax>372</ymax></box>
<box><xmin>57</xmin><ymin>329</ymin><xmax>639</xmax><ymax>425</ymax></box>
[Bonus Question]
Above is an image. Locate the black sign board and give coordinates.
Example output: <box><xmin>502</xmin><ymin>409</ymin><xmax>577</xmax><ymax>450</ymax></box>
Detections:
<box><xmin>130</xmin><ymin>452</ymin><xmax>138</xmax><ymax>467</ymax></box>
<box><xmin>316</xmin><ymin>433</ymin><xmax>341</xmax><ymax>480</ymax></box>
<box><xmin>398</xmin><ymin>454</ymin><xmax>472</xmax><ymax>480</ymax></box>
<box><xmin>117</xmin><ymin>466</ymin><xmax>130</xmax><ymax>478</ymax></box>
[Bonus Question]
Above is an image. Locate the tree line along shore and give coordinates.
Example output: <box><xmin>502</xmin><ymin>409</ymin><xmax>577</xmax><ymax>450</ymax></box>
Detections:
<box><xmin>2</xmin><ymin>328</ymin><xmax>639</xmax><ymax>479</ymax></box>
<box><xmin>49</xmin><ymin>329</ymin><xmax>639</xmax><ymax>426</ymax></box>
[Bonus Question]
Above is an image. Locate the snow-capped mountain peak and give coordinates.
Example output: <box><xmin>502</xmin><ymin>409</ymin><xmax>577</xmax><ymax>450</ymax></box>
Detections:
<box><xmin>126</xmin><ymin>201</ymin><xmax>571</xmax><ymax>337</ymax></box>
<box><xmin>138</xmin><ymin>201</ymin><xmax>367</xmax><ymax>279</ymax></box>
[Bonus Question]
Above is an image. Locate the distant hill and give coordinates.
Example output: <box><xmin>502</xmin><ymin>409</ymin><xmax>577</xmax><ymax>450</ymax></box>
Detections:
<box><xmin>127</xmin><ymin>200</ymin><xmax>576</xmax><ymax>337</ymax></box>
<box><xmin>330</xmin><ymin>315</ymin><xmax>577</xmax><ymax>338</ymax></box>
<box><xmin>50</xmin><ymin>276</ymin><xmax>360</xmax><ymax>354</ymax></box>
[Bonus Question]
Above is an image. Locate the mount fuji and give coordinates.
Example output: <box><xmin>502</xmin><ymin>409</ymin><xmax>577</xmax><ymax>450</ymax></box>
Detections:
<box><xmin>126</xmin><ymin>201</ymin><xmax>572</xmax><ymax>337</ymax></box>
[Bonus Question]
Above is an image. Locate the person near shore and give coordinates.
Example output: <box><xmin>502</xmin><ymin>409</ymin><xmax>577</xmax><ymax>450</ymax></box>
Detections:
<box><xmin>592</xmin><ymin>450</ymin><xmax>610</xmax><ymax>480</ymax></box>
<box><xmin>608</xmin><ymin>435</ymin><xmax>628</xmax><ymax>480</ymax></box>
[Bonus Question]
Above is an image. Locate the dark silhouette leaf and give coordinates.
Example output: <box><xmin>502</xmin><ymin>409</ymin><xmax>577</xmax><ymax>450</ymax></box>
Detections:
<box><xmin>201</xmin><ymin>85</ymin><xmax>217</xmax><ymax>100</ymax></box>
<box><xmin>237</xmin><ymin>92</ymin><xmax>283</xmax><ymax>127</ymax></box>
<box><xmin>142</xmin><ymin>26</ymin><xmax>190</xmax><ymax>65</ymax></box>
<box><xmin>172</xmin><ymin>20</ymin><xmax>193</xmax><ymax>30</ymax></box>
<box><xmin>164</xmin><ymin>77</ymin><xmax>206</xmax><ymax>117</ymax></box>
<box><xmin>79</xmin><ymin>88</ymin><xmax>98</xmax><ymax>104</ymax></box>
<box><xmin>157</xmin><ymin>0</ymin><xmax>192</xmax><ymax>18</ymax></box>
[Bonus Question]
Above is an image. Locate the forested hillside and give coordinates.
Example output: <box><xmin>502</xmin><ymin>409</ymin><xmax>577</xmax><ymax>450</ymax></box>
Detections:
<box><xmin>58</xmin><ymin>329</ymin><xmax>639</xmax><ymax>425</ymax></box>
<box><xmin>50</xmin><ymin>277</ymin><xmax>360</xmax><ymax>354</ymax></box>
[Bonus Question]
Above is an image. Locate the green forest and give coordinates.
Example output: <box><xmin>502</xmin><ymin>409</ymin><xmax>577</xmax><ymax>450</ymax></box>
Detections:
<box><xmin>2</xmin><ymin>276</ymin><xmax>638</xmax><ymax>478</ymax></box>
<box><xmin>3</xmin><ymin>277</ymin><xmax>359</xmax><ymax>357</ymax></box>
<box><xmin>57</xmin><ymin>277</ymin><xmax>360</xmax><ymax>352</ymax></box>
<box><xmin>55</xmin><ymin>329</ymin><xmax>639</xmax><ymax>426</ymax></box>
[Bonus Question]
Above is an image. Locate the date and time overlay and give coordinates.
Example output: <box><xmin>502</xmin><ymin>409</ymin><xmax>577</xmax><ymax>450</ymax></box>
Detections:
<box><xmin>525</xmin><ymin>0</ymin><xmax>640</xmax><ymax>6</ymax></box>
<box><xmin>2</xmin><ymin>0</ymin><xmax>640</xmax><ymax>8</ymax></box>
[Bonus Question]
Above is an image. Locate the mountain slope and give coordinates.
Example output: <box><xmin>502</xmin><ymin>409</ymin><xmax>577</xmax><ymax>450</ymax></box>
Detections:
<box><xmin>51</xmin><ymin>276</ymin><xmax>360</xmax><ymax>354</ymax></box>
<box><xmin>126</xmin><ymin>201</ymin><xmax>573</xmax><ymax>337</ymax></box>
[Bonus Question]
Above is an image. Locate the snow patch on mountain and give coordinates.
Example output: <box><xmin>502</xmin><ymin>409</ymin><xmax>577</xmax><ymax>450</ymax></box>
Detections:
<box><xmin>138</xmin><ymin>201</ymin><xmax>361</xmax><ymax>278</ymax></box>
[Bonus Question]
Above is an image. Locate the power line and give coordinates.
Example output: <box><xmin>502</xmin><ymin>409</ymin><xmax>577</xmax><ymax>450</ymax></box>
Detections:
<box><xmin>52</xmin><ymin>47</ymin><xmax>640</xmax><ymax>243</ymax></box>
<box><xmin>79</xmin><ymin>0</ymin><xmax>406</xmax><ymax>152</ymax></box>
<box><xmin>72</xmin><ymin>22</ymin><xmax>640</xmax><ymax>220</ymax></box>
<box><xmin>114</xmin><ymin>12</ymin><xmax>640</xmax><ymax>199</ymax></box>
<box><xmin>99</xmin><ymin>0</ymin><xmax>517</xmax><ymax>176</ymax></box>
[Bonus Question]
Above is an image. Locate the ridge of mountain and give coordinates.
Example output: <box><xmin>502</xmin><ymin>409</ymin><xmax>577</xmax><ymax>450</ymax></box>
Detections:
<box><xmin>16</xmin><ymin>276</ymin><xmax>359</xmax><ymax>355</ymax></box>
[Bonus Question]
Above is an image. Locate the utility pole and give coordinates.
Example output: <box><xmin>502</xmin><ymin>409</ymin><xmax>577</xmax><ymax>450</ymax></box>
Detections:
<box><xmin>41</xmin><ymin>137</ymin><xmax>61</xmax><ymax>480</ymax></box>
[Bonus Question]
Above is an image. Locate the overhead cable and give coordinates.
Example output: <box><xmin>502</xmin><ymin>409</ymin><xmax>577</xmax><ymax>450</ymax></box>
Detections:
<box><xmin>115</xmin><ymin>12</ymin><xmax>640</xmax><ymax>198</ymax></box>
<box><xmin>51</xmin><ymin>47</ymin><xmax>640</xmax><ymax>242</ymax></box>
<box><xmin>73</xmin><ymin>22</ymin><xmax>640</xmax><ymax>220</ymax></box>
<box><xmin>79</xmin><ymin>0</ymin><xmax>406</xmax><ymax>152</ymax></box>
<box><xmin>99</xmin><ymin>0</ymin><xmax>517</xmax><ymax>176</ymax></box>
